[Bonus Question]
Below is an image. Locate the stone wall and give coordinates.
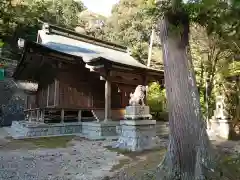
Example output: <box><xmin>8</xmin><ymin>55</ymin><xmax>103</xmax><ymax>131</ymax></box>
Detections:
<box><xmin>0</xmin><ymin>63</ymin><xmax>25</xmax><ymax>126</ymax></box>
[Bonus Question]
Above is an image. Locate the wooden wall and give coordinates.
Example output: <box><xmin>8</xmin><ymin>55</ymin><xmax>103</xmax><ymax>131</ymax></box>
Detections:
<box><xmin>25</xmin><ymin>62</ymin><xmax>138</xmax><ymax>110</ymax></box>
<box><xmin>56</xmin><ymin>63</ymin><xmax>105</xmax><ymax>109</ymax></box>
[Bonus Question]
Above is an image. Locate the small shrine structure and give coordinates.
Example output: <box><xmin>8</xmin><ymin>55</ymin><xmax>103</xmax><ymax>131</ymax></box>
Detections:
<box><xmin>10</xmin><ymin>22</ymin><xmax>164</xmax><ymax>139</ymax></box>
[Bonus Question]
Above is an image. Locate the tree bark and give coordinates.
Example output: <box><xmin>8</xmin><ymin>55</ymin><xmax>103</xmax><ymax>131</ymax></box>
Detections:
<box><xmin>156</xmin><ymin>12</ymin><xmax>218</xmax><ymax>180</ymax></box>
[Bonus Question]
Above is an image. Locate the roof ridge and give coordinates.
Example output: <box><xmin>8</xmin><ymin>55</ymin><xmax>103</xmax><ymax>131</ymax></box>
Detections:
<box><xmin>39</xmin><ymin>21</ymin><xmax>128</xmax><ymax>53</ymax></box>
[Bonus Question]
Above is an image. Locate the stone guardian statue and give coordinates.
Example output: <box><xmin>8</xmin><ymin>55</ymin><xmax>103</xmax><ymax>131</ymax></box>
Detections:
<box><xmin>129</xmin><ymin>85</ymin><xmax>146</xmax><ymax>106</ymax></box>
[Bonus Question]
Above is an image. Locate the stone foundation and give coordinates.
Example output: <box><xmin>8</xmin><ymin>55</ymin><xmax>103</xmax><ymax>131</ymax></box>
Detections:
<box><xmin>81</xmin><ymin>121</ymin><xmax>119</xmax><ymax>140</ymax></box>
<box><xmin>7</xmin><ymin>121</ymin><xmax>82</xmax><ymax>139</ymax></box>
<box><xmin>6</xmin><ymin>120</ymin><xmax>169</xmax><ymax>141</ymax></box>
<box><xmin>113</xmin><ymin>120</ymin><xmax>160</xmax><ymax>151</ymax></box>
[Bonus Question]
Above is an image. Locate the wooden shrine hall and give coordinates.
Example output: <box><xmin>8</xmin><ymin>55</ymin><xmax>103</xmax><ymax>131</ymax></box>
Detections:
<box><xmin>13</xmin><ymin>23</ymin><xmax>164</xmax><ymax>123</ymax></box>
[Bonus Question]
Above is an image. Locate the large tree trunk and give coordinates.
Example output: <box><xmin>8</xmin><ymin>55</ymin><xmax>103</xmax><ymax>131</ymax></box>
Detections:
<box><xmin>156</xmin><ymin>11</ymin><xmax>218</xmax><ymax>180</ymax></box>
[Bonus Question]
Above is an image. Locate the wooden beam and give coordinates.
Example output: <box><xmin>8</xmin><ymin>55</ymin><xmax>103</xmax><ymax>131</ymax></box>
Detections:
<box><xmin>49</xmin><ymin>52</ymin><xmax>75</xmax><ymax>61</ymax></box>
<box><xmin>106</xmin><ymin>77</ymin><xmax>141</xmax><ymax>85</ymax></box>
<box><xmin>112</xmin><ymin>65</ymin><xmax>134</xmax><ymax>71</ymax></box>
<box><xmin>147</xmin><ymin>71</ymin><xmax>164</xmax><ymax>76</ymax></box>
<box><xmin>85</xmin><ymin>64</ymin><xmax>104</xmax><ymax>72</ymax></box>
<box><xmin>110</xmin><ymin>70</ymin><xmax>142</xmax><ymax>80</ymax></box>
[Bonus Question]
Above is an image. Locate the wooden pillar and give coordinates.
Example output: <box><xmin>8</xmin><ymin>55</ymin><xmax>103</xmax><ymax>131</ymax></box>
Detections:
<box><xmin>29</xmin><ymin>104</ymin><xmax>32</xmax><ymax>122</ymax></box>
<box><xmin>36</xmin><ymin>109</ymin><xmax>40</xmax><ymax>122</ymax></box>
<box><xmin>61</xmin><ymin>109</ymin><xmax>64</xmax><ymax>123</ymax></box>
<box><xmin>40</xmin><ymin>110</ymin><xmax>45</xmax><ymax>122</ymax></box>
<box><xmin>54</xmin><ymin>79</ymin><xmax>59</xmax><ymax>106</ymax></box>
<box><xmin>104</xmin><ymin>79</ymin><xmax>111</xmax><ymax>121</ymax></box>
<box><xmin>29</xmin><ymin>112</ymin><xmax>32</xmax><ymax>122</ymax></box>
<box><xmin>47</xmin><ymin>85</ymin><xmax>49</xmax><ymax>107</ymax></box>
<box><xmin>78</xmin><ymin>110</ymin><xmax>82</xmax><ymax>122</ymax></box>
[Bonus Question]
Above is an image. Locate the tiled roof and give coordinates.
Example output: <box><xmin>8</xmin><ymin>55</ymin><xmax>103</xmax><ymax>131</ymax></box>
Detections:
<box><xmin>38</xmin><ymin>29</ymin><xmax>148</xmax><ymax>69</ymax></box>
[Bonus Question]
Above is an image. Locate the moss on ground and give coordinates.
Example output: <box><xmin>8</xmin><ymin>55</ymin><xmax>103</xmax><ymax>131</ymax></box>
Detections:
<box><xmin>24</xmin><ymin>136</ymin><xmax>75</xmax><ymax>148</ymax></box>
<box><xmin>106</xmin><ymin>146</ymin><xmax>240</xmax><ymax>180</ymax></box>
<box><xmin>0</xmin><ymin>136</ymin><xmax>75</xmax><ymax>150</ymax></box>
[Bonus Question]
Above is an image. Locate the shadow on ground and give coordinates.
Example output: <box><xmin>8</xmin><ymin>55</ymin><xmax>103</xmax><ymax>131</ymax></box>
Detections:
<box><xmin>104</xmin><ymin>138</ymin><xmax>240</xmax><ymax>180</ymax></box>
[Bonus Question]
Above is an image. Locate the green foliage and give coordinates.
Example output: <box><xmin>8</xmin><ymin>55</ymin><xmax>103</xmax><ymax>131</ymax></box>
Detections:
<box><xmin>189</xmin><ymin>24</ymin><xmax>234</xmax><ymax>119</ymax></box>
<box><xmin>144</xmin><ymin>0</ymin><xmax>240</xmax><ymax>44</ymax></box>
<box><xmin>0</xmin><ymin>39</ymin><xmax>4</xmax><ymax>48</ymax></box>
<box><xmin>147</xmin><ymin>82</ymin><xmax>168</xmax><ymax>120</ymax></box>
<box><xmin>104</xmin><ymin>0</ymin><xmax>163</xmax><ymax>68</ymax></box>
<box><xmin>44</xmin><ymin>0</ymin><xmax>86</xmax><ymax>29</ymax></box>
<box><xmin>76</xmin><ymin>10</ymin><xmax>107</xmax><ymax>38</ymax></box>
<box><xmin>0</xmin><ymin>0</ymin><xmax>86</xmax><ymax>59</ymax></box>
<box><xmin>147</xmin><ymin>82</ymin><xmax>166</xmax><ymax>111</ymax></box>
<box><xmin>105</xmin><ymin>0</ymin><xmax>239</xmax><ymax>121</ymax></box>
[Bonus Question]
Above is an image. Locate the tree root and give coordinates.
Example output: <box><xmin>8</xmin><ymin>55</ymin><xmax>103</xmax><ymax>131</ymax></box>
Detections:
<box><xmin>155</xmin><ymin>146</ymin><xmax>232</xmax><ymax>180</ymax></box>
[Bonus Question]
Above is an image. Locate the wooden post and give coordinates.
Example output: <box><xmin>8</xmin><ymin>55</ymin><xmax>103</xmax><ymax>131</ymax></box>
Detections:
<box><xmin>104</xmin><ymin>79</ymin><xmax>111</xmax><ymax>121</ymax></box>
<box><xmin>61</xmin><ymin>109</ymin><xmax>64</xmax><ymax>123</ymax></box>
<box><xmin>29</xmin><ymin>112</ymin><xmax>32</xmax><ymax>122</ymax></box>
<box><xmin>36</xmin><ymin>109</ymin><xmax>40</xmax><ymax>122</ymax></box>
<box><xmin>29</xmin><ymin>104</ymin><xmax>32</xmax><ymax>122</ymax></box>
<box><xmin>54</xmin><ymin>79</ymin><xmax>58</xmax><ymax>106</ymax></box>
<box><xmin>88</xmin><ymin>92</ymin><xmax>91</xmax><ymax>107</ymax></box>
<box><xmin>47</xmin><ymin>85</ymin><xmax>49</xmax><ymax>107</ymax></box>
<box><xmin>40</xmin><ymin>110</ymin><xmax>45</xmax><ymax>122</ymax></box>
<box><xmin>78</xmin><ymin>110</ymin><xmax>82</xmax><ymax>122</ymax></box>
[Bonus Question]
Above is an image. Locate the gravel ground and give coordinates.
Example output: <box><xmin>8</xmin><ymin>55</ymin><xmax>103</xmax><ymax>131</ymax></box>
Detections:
<box><xmin>0</xmin><ymin>138</ymin><xmax>122</xmax><ymax>180</ymax></box>
<box><xmin>0</xmin><ymin>130</ymin><xmax>239</xmax><ymax>180</ymax></box>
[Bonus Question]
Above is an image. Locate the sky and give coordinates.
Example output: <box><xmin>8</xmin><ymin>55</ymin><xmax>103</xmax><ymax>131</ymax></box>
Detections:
<box><xmin>80</xmin><ymin>0</ymin><xmax>120</xmax><ymax>17</ymax></box>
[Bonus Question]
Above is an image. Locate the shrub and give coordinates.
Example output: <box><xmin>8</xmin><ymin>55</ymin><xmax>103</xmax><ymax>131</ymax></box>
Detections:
<box><xmin>147</xmin><ymin>82</ymin><xmax>168</xmax><ymax>121</ymax></box>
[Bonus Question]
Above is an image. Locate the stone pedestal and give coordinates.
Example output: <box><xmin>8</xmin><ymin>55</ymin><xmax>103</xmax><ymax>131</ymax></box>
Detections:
<box><xmin>124</xmin><ymin>106</ymin><xmax>152</xmax><ymax>120</ymax></box>
<box><xmin>114</xmin><ymin>104</ymin><xmax>160</xmax><ymax>151</ymax></box>
<box><xmin>208</xmin><ymin>119</ymin><xmax>231</xmax><ymax>139</ymax></box>
<box><xmin>113</xmin><ymin>120</ymin><xmax>160</xmax><ymax>152</ymax></box>
<box><xmin>207</xmin><ymin>95</ymin><xmax>233</xmax><ymax>140</ymax></box>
